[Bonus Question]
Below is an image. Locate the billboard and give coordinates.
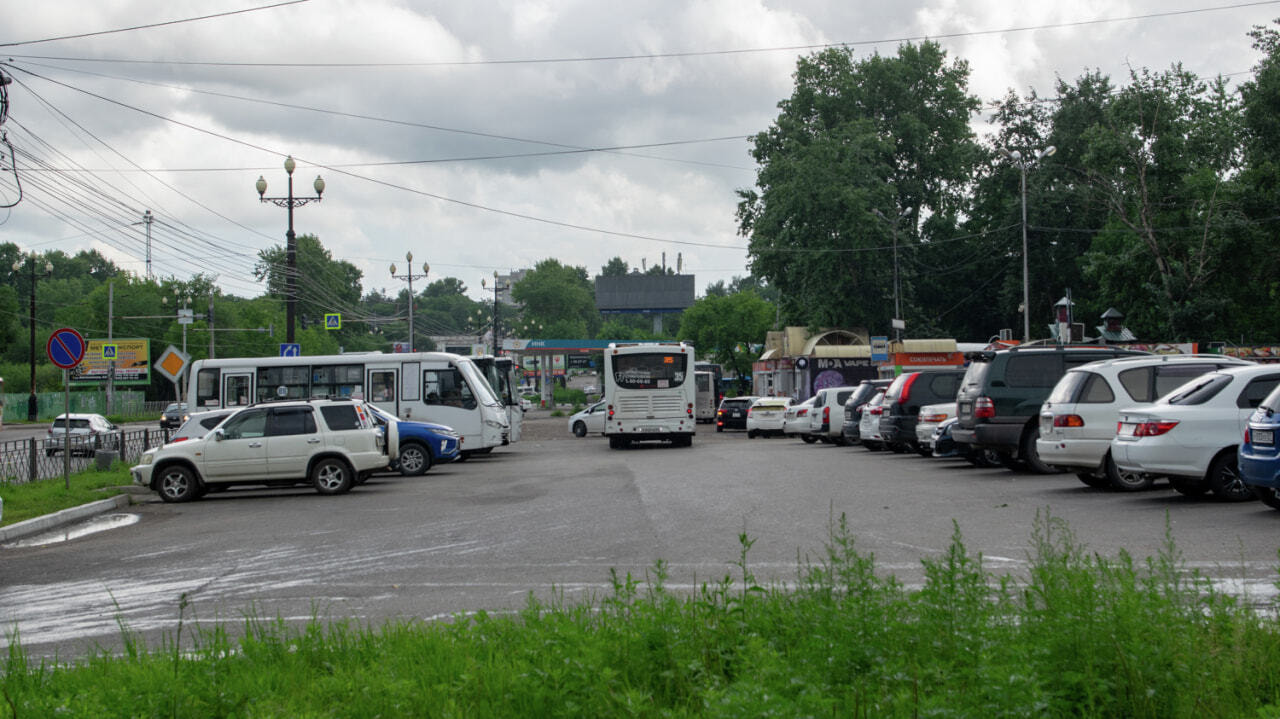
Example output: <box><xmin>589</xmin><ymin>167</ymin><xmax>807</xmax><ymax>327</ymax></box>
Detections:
<box><xmin>595</xmin><ymin>274</ymin><xmax>695</xmax><ymax>313</ymax></box>
<box><xmin>71</xmin><ymin>338</ymin><xmax>151</xmax><ymax>386</ymax></box>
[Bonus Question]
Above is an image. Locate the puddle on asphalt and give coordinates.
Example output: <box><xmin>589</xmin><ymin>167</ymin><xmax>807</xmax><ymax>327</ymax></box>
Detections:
<box><xmin>4</xmin><ymin>513</ymin><xmax>140</xmax><ymax>548</ymax></box>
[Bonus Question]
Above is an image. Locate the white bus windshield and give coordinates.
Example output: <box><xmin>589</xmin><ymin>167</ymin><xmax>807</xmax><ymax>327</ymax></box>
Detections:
<box><xmin>612</xmin><ymin>353</ymin><xmax>688</xmax><ymax>390</ymax></box>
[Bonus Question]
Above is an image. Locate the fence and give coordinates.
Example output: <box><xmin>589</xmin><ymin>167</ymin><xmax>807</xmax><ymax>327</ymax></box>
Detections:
<box><xmin>0</xmin><ymin>391</ymin><xmax>165</xmax><ymax>422</ymax></box>
<box><xmin>0</xmin><ymin>428</ymin><xmax>172</xmax><ymax>484</ymax></box>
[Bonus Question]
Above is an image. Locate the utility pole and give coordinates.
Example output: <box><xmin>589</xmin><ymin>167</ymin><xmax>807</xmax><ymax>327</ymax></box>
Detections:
<box><xmin>208</xmin><ymin>292</ymin><xmax>215</xmax><ymax>359</ymax></box>
<box><xmin>143</xmin><ymin>210</ymin><xmax>153</xmax><ymax>278</ymax></box>
<box><xmin>107</xmin><ymin>281</ymin><xmax>114</xmax><ymax>415</ymax></box>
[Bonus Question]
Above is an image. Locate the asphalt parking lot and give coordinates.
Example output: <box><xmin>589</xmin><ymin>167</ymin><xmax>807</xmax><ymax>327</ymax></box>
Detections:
<box><xmin>4</xmin><ymin>414</ymin><xmax>1279</xmax><ymax>659</ymax></box>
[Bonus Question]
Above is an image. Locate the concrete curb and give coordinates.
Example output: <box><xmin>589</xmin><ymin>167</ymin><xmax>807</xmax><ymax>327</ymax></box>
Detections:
<box><xmin>0</xmin><ymin>494</ymin><xmax>135</xmax><ymax>544</ymax></box>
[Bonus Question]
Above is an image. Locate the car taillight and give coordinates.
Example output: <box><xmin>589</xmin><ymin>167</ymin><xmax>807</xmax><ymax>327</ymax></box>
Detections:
<box><xmin>920</xmin><ymin>412</ymin><xmax>948</xmax><ymax>423</ymax></box>
<box><xmin>974</xmin><ymin>397</ymin><xmax>995</xmax><ymax>419</ymax></box>
<box><xmin>898</xmin><ymin>374</ymin><xmax>919</xmax><ymax>404</ymax></box>
<box><xmin>687</xmin><ymin>403</ymin><xmax>693</xmax><ymax>417</ymax></box>
<box><xmin>607</xmin><ymin>404</ymin><xmax>614</xmax><ymax>419</ymax></box>
<box><xmin>1053</xmin><ymin>415</ymin><xmax>1085</xmax><ymax>428</ymax></box>
<box><xmin>869</xmin><ymin>406</ymin><xmax>883</xmax><ymax>416</ymax></box>
<box><xmin>798</xmin><ymin>408</ymin><xmax>808</xmax><ymax>417</ymax></box>
<box><xmin>1245</xmin><ymin>427</ymin><xmax>1251</xmax><ymax>444</ymax></box>
<box><xmin>1124</xmin><ymin>420</ymin><xmax>1179</xmax><ymax>437</ymax></box>
<box><xmin>823</xmin><ymin>407</ymin><xmax>830</xmax><ymax>422</ymax></box>
<box><xmin>747</xmin><ymin>407</ymin><xmax>754</xmax><ymax>416</ymax></box>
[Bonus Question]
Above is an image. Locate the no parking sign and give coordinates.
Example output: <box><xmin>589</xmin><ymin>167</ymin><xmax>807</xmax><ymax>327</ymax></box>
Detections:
<box><xmin>47</xmin><ymin>327</ymin><xmax>86</xmax><ymax>369</ymax></box>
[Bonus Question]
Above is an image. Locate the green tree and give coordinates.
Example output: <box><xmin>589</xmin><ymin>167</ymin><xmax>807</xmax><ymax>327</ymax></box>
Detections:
<box><xmin>253</xmin><ymin>234</ymin><xmax>364</xmax><ymax>340</ymax></box>
<box><xmin>512</xmin><ymin>259</ymin><xmax>599</xmax><ymax>338</ymax></box>
<box><xmin>678</xmin><ymin>291</ymin><xmax>775</xmax><ymax>382</ymax></box>
<box><xmin>739</xmin><ymin>42</ymin><xmax>982</xmax><ymax>333</ymax></box>
<box><xmin>600</xmin><ymin>257</ymin><xmax>629</xmax><ymax>277</ymax></box>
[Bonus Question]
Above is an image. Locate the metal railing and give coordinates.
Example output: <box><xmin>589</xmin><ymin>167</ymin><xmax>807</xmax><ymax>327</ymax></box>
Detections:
<box><xmin>0</xmin><ymin>428</ymin><xmax>172</xmax><ymax>484</ymax></box>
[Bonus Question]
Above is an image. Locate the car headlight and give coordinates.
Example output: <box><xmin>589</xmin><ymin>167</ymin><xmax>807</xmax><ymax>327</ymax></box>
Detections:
<box><xmin>138</xmin><ymin>453</ymin><xmax>154</xmax><ymax>465</ymax></box>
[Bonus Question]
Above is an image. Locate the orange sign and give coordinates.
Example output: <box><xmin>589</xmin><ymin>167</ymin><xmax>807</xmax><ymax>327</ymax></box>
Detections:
<box><xmin>889</xmin><ymin>352</ymin><xmax>964</xmax><ymax>366</ymax></box>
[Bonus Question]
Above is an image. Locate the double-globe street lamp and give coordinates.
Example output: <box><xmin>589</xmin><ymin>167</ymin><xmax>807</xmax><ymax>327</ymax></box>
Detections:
<box><xmin>12</xmin><ymin>254</ymin><xmax>52</xmax><ymax>421</ymax></box>
<box><xmin>999</xmin><ymin>145</ymin><xmax>1056</xmax><ymax>343</ymax></box>
<box><xmin>390</xmin><ymin>253</ymin><xmax>429</xmax><ymax>352</ymax></box>
<box><xmin>256</xmin><ymin>156</ymin><xmax>325</xmax><ymax>345</ymax></box>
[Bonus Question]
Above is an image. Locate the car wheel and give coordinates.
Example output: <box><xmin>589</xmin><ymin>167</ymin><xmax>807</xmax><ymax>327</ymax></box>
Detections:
<box><xmin>889</xmin><ymin>442</ymin><xmax>908</xmax><ymax>454</ymax></box>
<box><xmin>1252</xmin><ymin>485</ymin><xmax>1280</xmax><ymax>510</ymax></box>
<box><xmin>747</xmin><ymin>430</ymin><xmax>757</xmax><ymax>439</ymax></box>
<box><xmin>863</xmin><ymin>441</ymin><xmax>882</xmax><ymax>452</ymax></box>
<box><xmin>1169</xmin><ymin>475</ymin><xmax>1209</xmax><ymax>496</ymax></box>
<box><xmin>572</xmin><ymin>421</ymin><xmax>587</xmax><ymax>438</ymax></box>
<box><xmin>397</xmin><ymin>442</ymin><xmax>431</xmax><ymax>476</ymax></box>
<box><xmin>917</xmin><ymin>446</ymin><xmax>933</xmax><ymax>458</ymax></box>
<box><xmin>1105</xmin><ymin>451</ymin><xmax>1154</xmax><ymax>492</ymax></box>
<box><xmin>1020</xmin><ymin>427</ymin><xmax>1063</xmax><ymax>474</ymax></box>
<box><xmin>1076</xmin><ymin>471</ymin><xmax>1109</xmax><ymax>489</ymax></box>
<box><xmin>1207</xmin><ymin>452</ymin><xmax>1253</xmax><ymax>502</ymax></box>
<box><xmin>801</xmin><ymin>434</ymin><xmax>817</xmax><ymax>444</ymax></box>
<box><xmin>312</xmin><ymin>458</ymin><xmax>354</xmax><ymax>495</ymax></box>
<box><xmin>157</xmin><ymin>465</ymin><xmax>201</xmax><ymax>503</ymax></box>
<box><xmin>997</xmin><ymin>451</ymin><xmax>1027</xmax><ymax>471</ymax></box>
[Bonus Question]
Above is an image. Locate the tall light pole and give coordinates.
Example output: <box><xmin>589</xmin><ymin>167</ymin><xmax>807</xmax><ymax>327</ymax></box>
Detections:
<box><xmin>999</xmin><ymin>145</ymin><xmax>1055</xmax><ymax>343</ymax></box>
<box><xmin>390</xmin><ymin>253</ymin><xmax>429</xmax><ymax>352</ymax></box>
<box><xmin>481</xmin><ymin>272</ymin><xmax>510</xmax><ymax>356</ymax></box>
<box><xmin>12</xmin><ymin>253</ymin><xmax>51</xmax><ymax>421</ymax></box>
<box><xmin>256</xmin><ymin>156</ymin><xmax>325</xmax><ymax>344</ymax></box>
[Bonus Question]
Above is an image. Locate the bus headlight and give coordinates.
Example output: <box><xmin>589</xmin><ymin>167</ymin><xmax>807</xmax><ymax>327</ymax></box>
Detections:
<box><xmin>484</xmin><ymin>419</ymin><xmax>504</xmax><ymax>429</ymax></box>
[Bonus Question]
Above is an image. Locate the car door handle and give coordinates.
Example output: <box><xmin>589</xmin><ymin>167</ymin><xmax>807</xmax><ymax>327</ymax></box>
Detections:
<box><xmin>248</xmin><ymin>442</ymin><xmax>263</xmax><ymax>448</ymax></box>
<box><xmin>307</xmin><ymin>438</ymin><xmax>321</xmax><ymax>444</ymax></box>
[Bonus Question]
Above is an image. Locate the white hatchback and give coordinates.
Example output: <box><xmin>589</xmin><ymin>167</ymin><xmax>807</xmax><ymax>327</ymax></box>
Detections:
<box><xmin>1037</xmin><ymin>354</ymin><xmax>1251</xmax><ymax>491</ymax></box>
<box><xmin>1111</xmin><ymin>364</ymin><xmax>1280</xmax><ymax>500</ymax></box>
<box><xmin>857</xmin><ymin>390</ymin><xmax>888</xmax><ymax>450</ymax></box>
<box><xmin>784</xmin><ymin>397</ymin><xmax>816</xmax><ymax>441</ymax></box>
<box><xmin>746</xmin><ymin>397</ymin><xmax>791</xmax><ymax>438</ymax></box>
<box><xmin>568</xmin><ymin>400</ymin><xmax>607</xmax><ymax>437</ymax></box>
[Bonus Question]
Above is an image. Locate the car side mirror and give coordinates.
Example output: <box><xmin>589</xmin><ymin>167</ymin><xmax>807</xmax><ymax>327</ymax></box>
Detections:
<box><xmin>213</xmin><ymin>428</ymin><xmax>225</xmax><ymax>441</ymax></box>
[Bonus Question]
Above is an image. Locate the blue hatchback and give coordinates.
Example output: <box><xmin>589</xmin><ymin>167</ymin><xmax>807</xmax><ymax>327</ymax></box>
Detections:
<box><xmin>366</xmin><ymin>404</ymin><xmax>461</xmax><ymax>476</ymax></box>
<box><xmin>1239</xmin><ymin>383</ymin><xmax>1280</xmax><ymax>510</ymax></box>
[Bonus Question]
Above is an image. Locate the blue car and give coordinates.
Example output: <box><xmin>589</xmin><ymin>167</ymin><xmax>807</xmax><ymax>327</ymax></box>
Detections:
<box><xmin>366</xmin><ymin>404</ymin><xmax>461</xmax><ymax>476</ymax></box>
<box><xmin>1239</xmin><ymin>383</ymin><xmax>1280</xmax><ymax>510</ymax></box>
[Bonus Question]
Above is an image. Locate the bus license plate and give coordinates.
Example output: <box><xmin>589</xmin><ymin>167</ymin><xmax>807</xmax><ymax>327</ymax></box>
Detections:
<box><xmin>1254</xmin><ymin>429</ymin><xmax>1275</xmax><ymax>446</ymax></box>
<box><xmin>641</xmin><ymin>426</ymin><xmax>663</xmax><ymax>433</ymax></box>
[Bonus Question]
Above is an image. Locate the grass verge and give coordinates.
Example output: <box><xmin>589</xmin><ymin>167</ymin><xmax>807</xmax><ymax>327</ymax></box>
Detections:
<box><xmin>0</xmin><ymin>464</ymin><xmax>133</xmax><ymax>527</ymax></box>
<box><xmin>5</xmin><ymin>511</ymin><xmax>1280</xmax><ymax>717</ymax></box>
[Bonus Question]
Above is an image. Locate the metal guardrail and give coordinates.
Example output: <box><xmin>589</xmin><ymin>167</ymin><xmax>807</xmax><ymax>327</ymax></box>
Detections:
<box><xmin>0</xmin><ymin>428</ymin><xmax>172</xmax><ymax>484</ymax></box>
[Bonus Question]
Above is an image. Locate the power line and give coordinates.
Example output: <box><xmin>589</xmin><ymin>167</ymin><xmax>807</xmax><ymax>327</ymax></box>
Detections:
<box><xmin>0</xmin><ymin>0</ymin><xmax>312</xmax><ymax>49</ymax></box>
<box><xmin>8</xmin><ymin>1</ymin><xmax>1276</xmax><ymax>66</ymax></box>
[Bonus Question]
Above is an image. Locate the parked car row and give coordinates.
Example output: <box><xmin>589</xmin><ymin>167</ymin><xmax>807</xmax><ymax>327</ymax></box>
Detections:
<box><xmin>764</xmin><ymin>344</ymin><xmax>1280</xmax><ymax>511</ymax></box>
<box><xmin>130</xmin><ymin>397</ymin><xmax>463</xmax><ymax>503</ymax></box>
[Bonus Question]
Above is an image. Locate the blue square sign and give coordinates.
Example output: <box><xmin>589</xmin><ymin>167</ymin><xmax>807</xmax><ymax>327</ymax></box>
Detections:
<box><xmin>280</xmin><ymin>343</ymin><xmax>301</xmax><ymax>357</ymax></box>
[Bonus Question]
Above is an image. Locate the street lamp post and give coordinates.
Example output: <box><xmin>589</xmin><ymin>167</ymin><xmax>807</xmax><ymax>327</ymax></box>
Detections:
<box><xmin>481</xmin><ymin>272</ymin><xmax>510</xmax><ymax>356</ymax></box>
<box><xmin>256</xmin><ymin>156</ymin><xmax>325</xmax><ymax>345</ymax></box>
<box><xmin>999</xmin><ymin>145</ymin><xmax>1055</xmax><ymax>343</ymax></box>
<box><xmin>11</xmin><ymin>254</ymin><xmax>51</xmax><ymax>421</ymax></box>
<box><xmin>390</xmin><ymin>253</ymin><xmax>429</xmax><ymax>352</ymax></box>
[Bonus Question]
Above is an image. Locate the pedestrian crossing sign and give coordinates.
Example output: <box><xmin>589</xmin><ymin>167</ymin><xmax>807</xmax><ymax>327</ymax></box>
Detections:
<box><xmin>102</xmin><ymin>343</ymin><xmax>118</xmax><ymax>360</ymax></box>
<box><xmin>324</xmin><ymin>313</ymin><xmax>341</xmax><ymax>330</ymax></box>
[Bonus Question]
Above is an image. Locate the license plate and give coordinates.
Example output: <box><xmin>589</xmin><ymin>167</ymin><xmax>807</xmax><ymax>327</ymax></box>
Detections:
<box><xmin>731</xmin><ymin>410</ymin><xmax>743</xmax><ymax>417</ymax></box>
<box><xmin>640</xmin><ymin>426</ymin><xmax>663</xmax><ymax>433</ymax></box>
<box><xmin>1254</xmin><ymin>429</ymin><xmax>1275</xmax><ymax>446</ymax></box>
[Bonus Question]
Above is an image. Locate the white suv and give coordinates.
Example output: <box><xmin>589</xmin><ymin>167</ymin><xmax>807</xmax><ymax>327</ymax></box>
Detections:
<box><xmin>1037</xmin><ymin>354</ymin><xmax>1251</xmax><ymax>491</ymax></box>
<box><xmin>807</xmin><ymin>386</ymin><xmax>859</xmax><ymax>443</ymax></box>
<box><xmin>132</xmin><ymin>398</ymin><xmax>398</xmax><ymax>503</ymax></box>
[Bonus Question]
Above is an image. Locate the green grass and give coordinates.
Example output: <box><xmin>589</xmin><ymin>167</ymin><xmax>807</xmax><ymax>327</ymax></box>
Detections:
<box><xmin>6</xmin><ymin>511</ymin><xmax>1280</xmax><ymax>717</ymax></box>
<box><xmin>0</xmin><ymin>464</ymin><xmax>133</xmax><ymax>527</ymax></box>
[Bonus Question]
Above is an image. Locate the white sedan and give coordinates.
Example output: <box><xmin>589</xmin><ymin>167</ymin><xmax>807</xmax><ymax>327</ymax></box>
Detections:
<box><xmin>1111</xmin><ymin>364</ymin><xmax>1280</xmax><ymax>500</ymax></box>
<box><xmin>568</xmin><ymin>400</ymin><xmax>608</xmax><ymax>437</ymax></box>
<box><xmin>746</xmin><ymin>397</ymin><xmax>791</xmax><ymax>438</ymax></box>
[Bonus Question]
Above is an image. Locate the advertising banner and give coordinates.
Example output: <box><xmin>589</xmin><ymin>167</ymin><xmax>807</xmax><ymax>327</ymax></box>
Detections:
<box><xmin>810</xmin><ymin>357</ymin><xmax>876</xmax><ymax>393</ymax></box>
<box><xmin>71</xmin><ymin>339</ymin><xmax>150</xmax><ymax>386</ymax></box>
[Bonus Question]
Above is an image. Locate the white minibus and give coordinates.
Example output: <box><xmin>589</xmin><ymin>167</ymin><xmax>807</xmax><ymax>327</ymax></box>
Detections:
<box><xmin>603</xmin><ymin>342</ymin><xmax>696</xmax><ymax>448</ymax></box>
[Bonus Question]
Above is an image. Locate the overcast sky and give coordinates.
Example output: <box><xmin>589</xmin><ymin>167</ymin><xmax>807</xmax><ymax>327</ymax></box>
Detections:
<box><xmin>1</xmin><ymin>0</ymin><xmax>1276</xmax><ymax>306</ymax></box>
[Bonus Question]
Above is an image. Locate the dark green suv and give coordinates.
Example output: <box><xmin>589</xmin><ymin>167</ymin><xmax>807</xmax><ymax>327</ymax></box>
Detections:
<box><xmin>951</xmin><ymin>346</ymin><xmax>1147</xmax><ymax>473</ymax></box>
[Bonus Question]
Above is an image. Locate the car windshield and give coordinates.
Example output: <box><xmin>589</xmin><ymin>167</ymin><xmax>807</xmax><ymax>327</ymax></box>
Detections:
<box><xmin>53</xmin><ymin>418</ymin><xmax>92</xmax><ymax>430</ymax></box>
<box><xmin>171</xmin><ymin>412</ymin><xmax>234</xmax><ymax>442</ymax></box>
<box><xmin>959</xmin><ymin>360</ymin><xmax>990</xmax><ymax>392</ymax></box>
<box><xmin>1164</xmin><ymin>373</ymin><xmax>1231</xmax><ymax>406</ymax></box>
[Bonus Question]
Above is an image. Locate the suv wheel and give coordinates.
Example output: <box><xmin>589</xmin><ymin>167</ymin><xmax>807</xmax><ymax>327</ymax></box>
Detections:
<box><xmin>1106</xmin><ymin>451</ymin><xmax>1154</xmax><ymax>492</ymax></box>
<box><xmin>397</xmin><ymin>441</ymin><xmax>432</xmax><ymax>476</ymax></box>
<box><xmin>1207</xmin><ymin>452</ymin><xmax>1253</xmax><ymax>502</ymax></box>
<box><xmin>157</xmin><ymin>465</ymin><xmax>201</xmax><ymax>503</ymax></box>
<box><xmin>572</xmin><ymin>421</ymin><xmax>587</xmax><ymax>438</ymax></box>
<box><xmin>801</xmin><ymin>435</ymin><xmax>817</xmax><ymax>444</ymax></box>
<box><xmin>312</xmin><ymin>458</ymin><xmax>354</xmax><ymax>495</ymax></box>
<box><xmin>1020</xmin><ymin>427</ymin><xmax>1063</xmax><ymax>475</ymax></box>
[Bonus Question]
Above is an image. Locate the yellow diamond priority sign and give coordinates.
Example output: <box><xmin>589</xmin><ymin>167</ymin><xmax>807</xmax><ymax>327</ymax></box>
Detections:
<box><xmin>156</xmin><ymin>345</ymin><xmax>191</xmax><ymax>382</ymax></box>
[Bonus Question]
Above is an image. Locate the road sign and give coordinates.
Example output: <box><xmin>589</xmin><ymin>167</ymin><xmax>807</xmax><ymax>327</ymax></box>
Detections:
<box><xmin>324</xmin><ymin>313</ymin><xmax>341</xmax><ymax>330</ymax></box>
<box><xmin>47</xmin><ymin>328</ymin><xmax>87</xmax><ymax>369</ymax></box>
<box><xmin>102</xmin><ymin>343</ymin><xmax>118</xmax><ymax>360</ymax></box>
<box><xmin>280</xmin><ymin>343</ymin><xmax>301</xmax><ymax>357</ymax></box>
<box><xmin>177</xmin><ymin>308</ymin><xmax>195</xmax><ymax>325</ymax></box>
<box><xmin>156</xmin><ymin>345</ymin><xmax>190</xmax><ymax>382</ymax></box>
<box><xmin>870</xmin><ymin>336</ymin><xmax>889</xmax><ymax>362</ymax></box>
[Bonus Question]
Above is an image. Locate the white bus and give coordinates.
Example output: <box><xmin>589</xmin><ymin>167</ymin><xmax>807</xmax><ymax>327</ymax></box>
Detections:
<box><xmin>473</xmin><ymin>355</ymin><xmax>523</xmax><ymax>443</ymax></box>
<box><xmin>603</xmin><ymin>342</ymin><xmax>696</xmax><ymax>448</ymax></box>
<box><xmin>186</xmin><ymin>352</ymin><xmax>508</xmax><ymax>458</ymax></box>
<box><xmin>694</xmin><ymin>370</ymin><xmax>716</xmax><ymax>423</ymax></box>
